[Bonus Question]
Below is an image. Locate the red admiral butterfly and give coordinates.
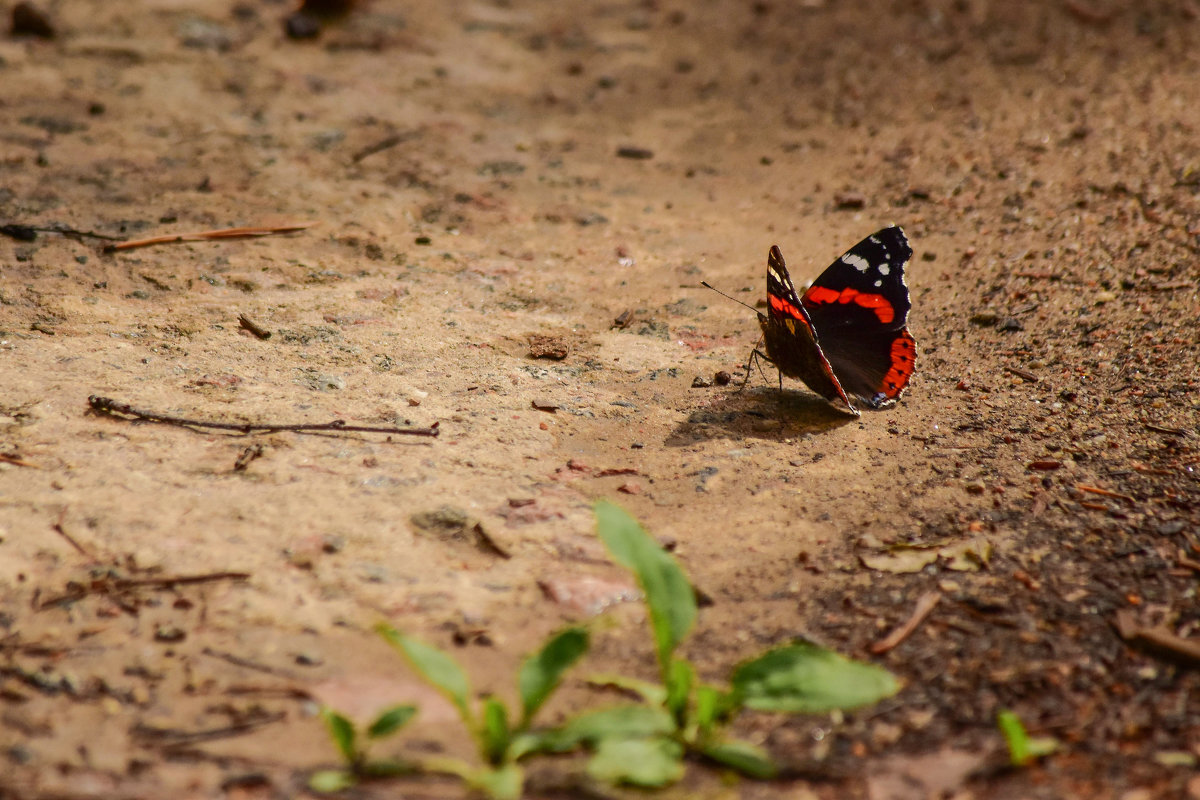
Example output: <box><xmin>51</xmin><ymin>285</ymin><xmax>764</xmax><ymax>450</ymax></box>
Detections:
<box><xmin>746</xmin><ymin>226</ymin><xmax>917</xmax><ymax>415</ymax></box>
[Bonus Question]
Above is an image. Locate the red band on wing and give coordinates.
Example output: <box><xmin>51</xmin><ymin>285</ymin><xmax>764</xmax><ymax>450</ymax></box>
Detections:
<box><xmin>880</xmin><ymin>331</ymin><xmax>917</xmax><ymax>397</ymax></box>
<box><xmin>805</xmin><ymin>286</ymin><xmax>895</xmax><ymax>325</ymax></box>
<box><xmin>769</xmin><ymin>293</ymin><xmax>804</xmax><ymax>320</ymax></box>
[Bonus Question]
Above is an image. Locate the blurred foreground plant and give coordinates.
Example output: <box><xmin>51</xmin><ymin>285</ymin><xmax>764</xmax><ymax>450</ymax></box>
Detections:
<box><xmin>311</xmin><ymin>500</ymin><xmax>901</xmax><ymax>796</ymax></box>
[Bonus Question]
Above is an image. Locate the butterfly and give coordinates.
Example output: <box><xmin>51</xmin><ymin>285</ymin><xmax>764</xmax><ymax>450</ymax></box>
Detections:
<box><xmin>753</xmin><ymin>226</ymin><xmax>917</xmax><ymax>415</ymax></box>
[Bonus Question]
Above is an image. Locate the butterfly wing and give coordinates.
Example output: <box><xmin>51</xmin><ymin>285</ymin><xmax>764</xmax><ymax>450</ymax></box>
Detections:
<box><xmin>761</xmin><ymin>245</ymin><xmax>854</xmax><ymax>411</ymax></box>
<box><xmin>800</xmin><ymin>226</ymin><xmax>916</xmax><ymax>408</ymax></box>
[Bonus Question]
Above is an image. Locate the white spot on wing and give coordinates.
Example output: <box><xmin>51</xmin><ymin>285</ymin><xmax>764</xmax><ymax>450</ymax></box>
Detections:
<box><xmin>842</xmin><ymin>253</ymin><xmax>871</xmax><ymax>272</ymax></box>
<box><xmin>874</xmin><ymin>279</ymin><xmax>882</xmax><ymax>287</ymax></box>
<box><xmin>878</xmin><ymin>264</ymin><xmax>889</xmax><ymax>275</ymax></box>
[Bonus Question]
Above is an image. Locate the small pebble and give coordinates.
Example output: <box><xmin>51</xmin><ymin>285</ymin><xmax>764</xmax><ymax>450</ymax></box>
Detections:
<box><xmin>11</xmin><ymin>2</ymin><xmax>55</xmax><ymax>38</ymax></box>
<box><xmin>616</xmin><ymin>146</ymin><xmax>654</xmax><ymax>160</ymax></box>
<box><xmin>834</xmin><ymin>191</ymin><xmax>866</xmax><ymax>209</ymax></box>
<box><xmin>284</xmin><ymin>11</ymin><xmax>321</xmax><ymax>39</ymax></box>
<box><xmin>295</xmin><ymin>651</ymin><xmax>324</xmax><ymax>666</ymax></box>
<box><xmin>154</xmin><ymin>625</ymin><xmax>186</xmax><ymax>643</ymax></box>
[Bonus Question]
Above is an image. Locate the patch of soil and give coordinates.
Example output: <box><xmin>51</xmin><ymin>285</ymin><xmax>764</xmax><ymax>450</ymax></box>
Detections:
<box><xmin>1</xmin><ymin>1</ymin><xmax>1198</xmax><ymax>798</ymax></box>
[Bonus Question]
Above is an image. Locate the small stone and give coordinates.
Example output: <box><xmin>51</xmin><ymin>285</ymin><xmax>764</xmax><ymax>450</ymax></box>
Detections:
<box><xmin>964</xmin><ymin>480</ymin><xmax>986</xmax><ymax>495</ymax></box>
<box><xmin>969</xmin><ymin>311</ymin><xmax>998</xmax><ymax>327</ymax></box>
<box><xmin>154</xmin><ymin>625</ymin><xmax>186</xmax><ymax>644</ymax></box>
<box><xmin>617</xmin><ymin>482</ymin><xmax>641</xmax><ymax>495</ymax></box>
<box><xmin>284</xmin><ymin>11</ymin><xmax>321</xmax><ymax>39</ymax></box>
<box><xmin>997</xmin><ymin>317</ymin><xmax>1024</xmax><ymax>332</ymax></box>
<box><xmin>410</xmin><ymin>506</ymin><xmax>472</xmax><ymax>541</ymax></box>
<box><xmin>834</xmin><ymin>191</ymin><xmax>866</xmax><ymax>209</ymax></box>
<box><xmin>1155</xmin><ymin>519</ymin><xmax>1186</xmax><ymax>536</ymax></box>
<box><xmin>538</xmin><ymin>574</ymin><xmax>641</xmax><ymax>616</ymax></box>
<box><xmin>714</xmin><ymin>370</ymin><xmax>732</xmax><ymax>386</ymax></box>
<box><xmin>295</xmin><ymin>651</ymin><xmax>324</xmax><ymax>667</ymax></box>
<box><xmin>690</xmin><ymin>375</ymin><xmax>713</xmax><ymax>388</ymax></box>
<box><xmin>616</xmin><ymin>146</ymin><xmax>654</xmax><ymax>160</ymax></box>
<box><xmin>11</xmin><ymin>2</ymin><xmax>55</xmax><ymax>38</ymax></box>
<box><xmin>528</xmin><ymin>334</ymin><xmax>569</xmax><ymax>360</ymax></box>
<box><xmin>1095</xmin><ymin>290</ymin><xmax>1117</xmax><ymax>303</ymax></box>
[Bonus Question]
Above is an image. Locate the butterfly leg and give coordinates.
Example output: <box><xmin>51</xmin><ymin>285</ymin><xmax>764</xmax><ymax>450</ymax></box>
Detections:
<box><xmin>737</xmin><ymin>347</ymin><xmax>774</xmax><ymax>393</ymax></box>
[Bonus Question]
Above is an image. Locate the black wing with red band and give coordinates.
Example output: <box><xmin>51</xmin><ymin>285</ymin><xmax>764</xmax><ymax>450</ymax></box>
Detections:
<box><xmin>764</xmin><ymin>245</ymin><xmax>850</xmax><ymax>408</ymax></box>
<box><xmin>800</xmin><ymin>226</ymin><xmax>916</xmax><ymax>408</ymax></box>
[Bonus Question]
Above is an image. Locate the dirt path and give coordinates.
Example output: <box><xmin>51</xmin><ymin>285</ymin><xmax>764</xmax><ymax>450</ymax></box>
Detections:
<box><xmin>2</xmin><ymin>2</ymin><xmax>1198</xmax><ymax>798</ymax></box>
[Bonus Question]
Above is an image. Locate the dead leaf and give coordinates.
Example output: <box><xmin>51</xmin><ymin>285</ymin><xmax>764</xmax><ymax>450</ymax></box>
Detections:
<box><xmin>861</xmin><ymin>548</ymin><xmax>938</xmax><ymax>574</ymax></box>
<box><xmin>939</xmin><ymin>537</ymin><xmax>992</xmax><ymax>572</ymax></box>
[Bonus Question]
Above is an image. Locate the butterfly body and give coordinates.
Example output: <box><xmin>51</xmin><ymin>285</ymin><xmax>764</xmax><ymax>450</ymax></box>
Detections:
<box><xmin>756</xmin><ymin>226</ymin><xmax>916</xmax><ymax>415</ymax></box>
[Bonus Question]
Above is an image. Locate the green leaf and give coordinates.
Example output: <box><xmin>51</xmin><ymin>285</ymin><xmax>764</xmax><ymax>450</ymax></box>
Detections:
<box><xmin>587</xmin><ymin>737</ymin><xmax>685</xmax><ymax>788</ymax></box>
<box><xmin>664</xmin><ymin>658</ymin><xmax>694</xmax><ymax>724</ymax></box>
<box><xmin>308</xmin><ymin>769</ymin><xmax>357</xmax><ymax>793</ymax></box>
<box><xmin>467</xmin><ymin>763</ymin><xmax>524</xmax><ymax>800</ymax></box>
<box><xmin>554</xmin><ymin>704</ymin><xmax>676</xmax><ymax>750</ymax></box>
<box><xmin>731</xmin><ymin>642</ymin><xmax>900</xmax><ymax>713</ymax></box>
<box><xmin>377</xmin><ymin>624</ymin><xmax>473</xmax><ymax>723</ymax></box>
<box><xmin>594</xmin><ymin>501</ymin><xmax>696</xmax><ymax>673</ymax></box>
<box><xmin>997</xmin><ymin>710</ymin><xmax>1030</xmax><ymax>765</ymax></box>
<box><xmin>367</xmin><ymin>704</ymin><xmax>417</xmax><ymax>739</ymax></box>
<box><xmin>518</xmin><ymin>627</ymin><xmax>589</xmax><ymax>726</ymax></box>
<box><xmin>694</xmin><ymin>684</ymin><xmax>735</xmax><ymax>734</ymax></box>
<box><xmin>700</xmin><ymin>739</ymin><xmax>778</xmax><ymax>779</ymax></box>
<box><xmin>998</xmin><ymin>709</ymin><xmax>1057</xmax><ymax>766</ymax></box>
<box><xmin>481</xmin><ymin>696</ymin><xmax>511</xmax><ymax>765</ymax></box>
<box><xmin>319</xmin><ymin>707</ymin><xmax>358</xmax><ymax>765</ymax></box>
<box><xmin>506</xmin><ymin>730</ymin><xmax>556</xmax><ymax>761</ymax></box>
<box><xmin>360</xmin><ymin>758</ymin><xmax>414</xmax><ymax>778</ymax></box>
<box><xmin>586</xmin><ymin>672</ymin><xmax>668</xmax><ymax>706</ymax></box>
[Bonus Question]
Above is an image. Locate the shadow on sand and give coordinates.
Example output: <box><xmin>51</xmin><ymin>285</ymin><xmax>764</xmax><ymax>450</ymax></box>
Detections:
<box><xmin>665</xmin><ymin>386</ymin><xmax>858</xmax><ymax>447</ymax></box>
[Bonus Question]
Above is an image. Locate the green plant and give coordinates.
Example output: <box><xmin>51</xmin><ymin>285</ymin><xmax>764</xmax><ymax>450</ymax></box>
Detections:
<box><xmin>312</xmin><ymin>501</ymin><xmax>900</xmax><ymax>796</ymax></box>
<box><xmin>374</xmin><ymin>624</ymin><xmax>590</xmax><ymax>800</ymax></box>
<box><xmin>562</xmin><ymin>499</ymin><xmax>902</xmax><ymax>787</ymax></box>
<box><xmin>997</xmin><ymin>709</ymin><xmax>1058</xmax><ymax>766</ymax></box>
<box><xmin>309</xmin><ymin>704</ymin><xmax>417</xmax><ymax>791</ymax></box>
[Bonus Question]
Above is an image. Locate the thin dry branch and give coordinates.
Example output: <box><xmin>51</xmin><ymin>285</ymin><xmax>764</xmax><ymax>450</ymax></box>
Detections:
<box><xmin>88</xmin><ymin>395</ymin><xmax>439</xmax><ymax>438</ymax></box>
<box><xmin>104</xmin><ymin>222</ymin><xmax>316</xmax><ymax>252</ymax></box>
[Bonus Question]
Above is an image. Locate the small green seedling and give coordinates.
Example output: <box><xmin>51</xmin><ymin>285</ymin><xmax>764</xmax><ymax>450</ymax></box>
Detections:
<box><xmin>312</xmin><ymin>501</ymin><xmax>900</xmax><ymax>796</ymax></box>
<box><xmin>573</xmin><ymin>500</ymin><xmax>902</xmax><ymax>787</ymax></box>
<box><xmin>375</xmin><ymin>624</ymin><xmax>590</xmax><ymax>800</ymax></box>
<box><xmin>309</xmin><ymin>704</ymin><xmax>417</xmax><ymax>792</ymax></box>
<box><xmin>997</xmin><ymin>709</ymin><xmax>1059</xmax><ymax>766</ymax></box>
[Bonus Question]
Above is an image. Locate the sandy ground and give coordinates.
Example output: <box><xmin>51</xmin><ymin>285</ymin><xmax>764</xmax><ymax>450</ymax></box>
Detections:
<box><xmin>2</xmin><ymin>1</ymin><xmax>1199</xmax><ymax>798</ymax></box>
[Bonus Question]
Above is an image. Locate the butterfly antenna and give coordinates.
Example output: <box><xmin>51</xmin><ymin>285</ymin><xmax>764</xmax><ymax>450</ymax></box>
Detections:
<box><xmin>700</xmin><ymin>281</ymin><xmax>759</xmax><ymax>314</ymax></box>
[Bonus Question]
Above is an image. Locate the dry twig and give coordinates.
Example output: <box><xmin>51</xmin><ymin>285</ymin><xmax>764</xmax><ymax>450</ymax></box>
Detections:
<box><xmin>1004</xmin><ymin>365</ymin><xmax>1039</xmax><ymax>382</ymax></box>
<box><xmin>39</xmin><ymin>571</ymin><xmax>250</xmax><ymax>610</ymax></box>
<box><xmin>88</xmin><ymin>395</ymin><xmax>439</xmax><ymax>438</ymax></box>
<box><xmin>237</xmin><ymin>314</ymin><xmax>272</xmax><ymax>340</ymax></box>
<box><xmin>51</xmin><ymin>511</ymin><xmax>92</xmax><ymax>559</ymax></box>
<box><xmin>104</xmin><ymin>223</ymin><xmax>315</xmax><ymax>252</ymax></box>
<box><xmin>1076</xmin><ymin>484</ymin><xmax>1136</xmax><ymax>504</ymax></box>
<box><xmin>871</xmin><ymin>591</ymin><xmax>941</xmax><ymax>654</ymax></box>
<box><xmin>1114</xmin><ymin>610</ymin><xmax>1200</xmax><ymax>665</ymax></box>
